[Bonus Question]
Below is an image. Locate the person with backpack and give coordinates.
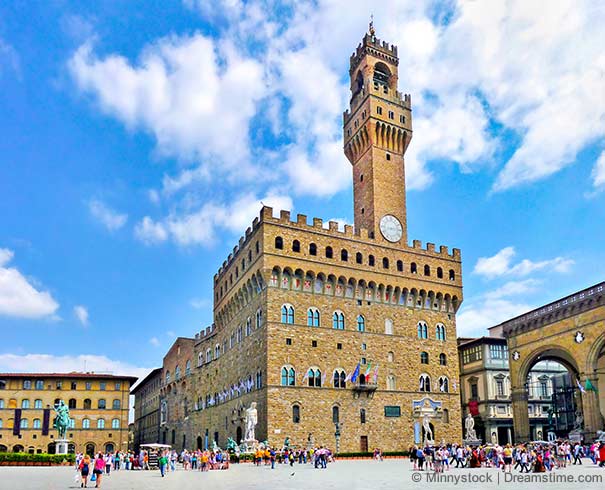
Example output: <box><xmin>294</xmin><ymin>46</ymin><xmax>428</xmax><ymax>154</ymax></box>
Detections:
<box><xmin>79</xmin><ymin>454</ymin><xmax>91</xmax><ymax>488</ymax></box>
<box><xmin>93</xmin><ymin>453</ymin><xmax>105</xmax><ymax>488</ymax></box>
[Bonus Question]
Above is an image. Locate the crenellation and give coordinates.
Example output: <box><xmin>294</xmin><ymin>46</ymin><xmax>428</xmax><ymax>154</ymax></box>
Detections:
<box><xmin>313</xmin><ymin>217</ymin><xmax>323</xmax><ymax>228</ymax></box>
<box><xmin>296</xmin><ymin>213</ymin><xmax>307</xmax><ymax>225</ymax></box>
<box><xmin>427</xmin><ymin>242</ymin><xmax>435</xmax><ymax>253</ymax></box>
<box><xmin>328</xmin><ymin>220</ymin><xmax>339</xmax><ymax>231</ymax></box>
<box><xmin>413</xmin><ymin>239</ymin><xmax>422</xmax><ymax>249</ymax></box>
<box><xmin>279</xmin><ymin>210</ymin><xmax>290</xmax><ymax>222</ymax></box>
<box><xmin>344</xmin><ymin>224</ymin><xmax>354</xmax><ymax>235</ymax></box>
<box><xmin>440</xmin><ymin>245</ymin><xmax>449</xmax><ymax>255</ymax></box>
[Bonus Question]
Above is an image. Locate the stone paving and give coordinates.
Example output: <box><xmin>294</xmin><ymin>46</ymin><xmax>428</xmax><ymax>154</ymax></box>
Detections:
<box><xmin>0</xmin><ymin>459</ymin><xmax>603</xmax><ymax>490</ymax></box>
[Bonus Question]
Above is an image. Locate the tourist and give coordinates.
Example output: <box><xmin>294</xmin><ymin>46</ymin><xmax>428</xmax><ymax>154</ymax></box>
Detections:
<box><xmin>79</xmin><ymin>454</ymin><xmax>91</xmax><ymax>488</ymax></box>
<box><xmin>93</xmin><ymin>453</ymin><xmax>105</xmax><ymax>488</ymax></box>
<box><xmin>572</xmin><ymin>442</ymin><xmax>583</xmax><ymax>465</ymax></box>
<box><xmin>104</xmin><ymin>453</ymin><xmax>112</xmax><ymax>474</ymax></box>
<box><xmin>502</xmin><ymin>444</ymin><xmax>512</xmax><ymax>472</ymax></box>
<box><xmin>159</xmin><ymin>451</ymin><xmax>168</xmax><ymax>477</ymax></box>
<box><xmin>599</xmin><ymin>442</ymin><xmax>605</xmax><ymax>467</ymax></box>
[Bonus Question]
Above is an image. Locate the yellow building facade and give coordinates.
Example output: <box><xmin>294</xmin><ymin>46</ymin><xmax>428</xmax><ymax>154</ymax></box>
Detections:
<box><xmin>0</xmin><ymin>373</ymin><xmax>136</xmax><ymax>455</ymax></box>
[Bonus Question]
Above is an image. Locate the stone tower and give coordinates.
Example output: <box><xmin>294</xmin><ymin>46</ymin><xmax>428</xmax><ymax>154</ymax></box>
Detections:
<box><xmin>344</xmin><ymin>23</ymin><xmax>412</xmax><ymax>244</ymax></box>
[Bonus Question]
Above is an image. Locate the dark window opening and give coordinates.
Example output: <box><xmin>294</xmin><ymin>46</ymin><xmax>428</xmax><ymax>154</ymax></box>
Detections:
<box><xmin>309</xmin><ymin>243</ymin><xmax>317</xmax><ymax>256</ymax></box>
<box><xmin>382</xmin><ymin>257</ymin><xmax>389</xmax><ymax>269</ymax></box>
<box><xmin>275</xmin><ymin>237</ymin><xmax>283</xmax><ymax>250</ymax></box>
<box><xmin>386</xmin><ymin>153</ymin><xmax>391</xmax><ymax>161</ymax></box>
<box><xmin>396</xmin><ymin>260</ymin><xmax>403</xmax><ymax>272</ymax></box>
<box><xmin>325</xmin><ymin>247</ymin><xmax>333</xmax><ymax>259</ymax></box>
<box><xmin>292</xmin><ymin>240</ymin><xmax>300</xmax><ymax>253</ymax></box>
<box><xmin>424</xmin><ymin>265</ymin><xmax>431</xmax><ymax>276</ymax></box>
<box><xmin>369</xmin><ymin>255</ymin><xmax>375</xmax><ymax>266</ymax></box>
<box><xmin>356</xmin><ymin>252</ymin><xmax>363</xmax><ymax>264</ymax></box>
<box><xmin>341</xmin><ymin>249</ymin><xmax>348</xmax><ymax>261</ymax></box>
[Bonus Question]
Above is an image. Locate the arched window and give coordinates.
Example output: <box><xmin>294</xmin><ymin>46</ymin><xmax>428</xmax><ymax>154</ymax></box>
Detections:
<box><xmin>214</xmin><ymin>344</ymin><xmax>220</xmax><ymax>359</ymax></box>
<box><xmin>307</xmin><ymin>368</ymin><xmax>322</xmax><ymax>387</ymax></box>
<box><xmin>369</xmin><ymin>255</ymin><xmax>375</xmax><ymax>266</ymax></box>
<box><xmin>325</xmin><ymin>246</ymin><xmax>333</xmax><ymax>259</ymax></box>
<box><xmin>417</xmin><ymin>321</ymin><xmax>428</xmax><ymax>339</ymax></box>
<box><xmin>22</xmin><ymin>380</ymin><xmax>32</xmax><ymax>390</ymax></box>
<box><xmin>309</xmin><ymin>243</ymin><xmax>317</xmax><ymax>256</ymax></box>
<box><xmin>424</xmin><ymin>265</ymin><xmax>430</xmax><ymax>276</ymax></box>
<box><xmin>292</xmin><ymin>240</ymin><xmax>300</xmax><ymax>252</ymax></box>
<box><xmin>387</xmin><ymin>351</ymin><xmax>394</xmax><ymax>362</ymax></box>
<box><xmin>275</xmin><ymin>237</ymin><xmax>283</xmax><ymax>249</ymax></box>
<box><xmin>356</xmin><ymin>252</ymin><xmax>363</xmax><ymax>264</ymax></box>
<box><xmin>332</xmin><ymin>311</ymin><xmax>345</xmax><ymax>330</ymax></box>
<box><xmin>397</xmin><ymin>260</ymin><xmax>403</xmax><ymax>272</ymax></box>
<box><xmin>384</xmin><ymin>318</ymin><xmax>393</xmax><ymax>335</ymax></box>
<box><xmin>186</xmin><ymin>360</ymin><xmax>191</xmax><ymax>375</ymax></box>
<box><xmin>256</xmin><ymin>308</ymin><xmax>263</xmax><ymax>329</ymax></box>
<box><xmin>68</xmin><ymin>399</ymin><xmax>76</xmax><ymax>409</ymax></box>
<box><xmin>387</xmin><ymin>375</ymin><xmax>396</xmax><ymax>391</ymax></box>
<box><xmin>437</xmin><ymin>267</ymin><xmax>443</xmax><ymax>279</ymax></box>
<box><xmin>419</xmin><ymin>374</ymin><xmax>431</xmax><ymax>392</ymax></box>
<box><xmin>420</xmin><ymin>351</ymin><xmax>429</xmax><ymax>364</ymax></box>
<box><xmin>439</xmin><ymin>353</ymin><xmax>447</xmax><ymax>366</ymax></box>
<box><xmin>98</xmin><ymin>399</ymin><xmax>106</xmax><ymax>410</ymax></box>
<box><xmin>281</xmin><ymin>304</ymin><xmax>294</xmax><ymax>324</ymax></box>
<box><xmin>382</xmin><ymin>257</ymin><xmax>389</xmax><ymax>269</ymax></box>
<box><xmin>82</xmin><ymin>419</ymin><xmax>90</xmax><ymax>429</ymax></box>
<box><xmin>33</xmin><ymin>418</ymin><xmax>41</xmax><ymax>429</ymax></box>
<box><xmin>436</xmin><ymin>323</ymin><xmax>446</xmax><ymax>341</ymax></box>
<box><xmin>449</xmin><ymin>269</ymin><xmax>455</xmax><ymax>281</ymax></box>
<box><xmin>20</xmin><ymin>418</ymin><xmax>28</xmax><ymax>428</ymax></box>
<box><xmin>112</xmin><ymin>399</ymin><xmax>121</xmax><ymax>410</ymax></box>
<box><xmin>206</xmin><ymin>348</ymin><xmax>212</xmax><ymax>363</ymax></box>
<box><xmin>97</xmin><ymin>418</ymin><xmax>105</xmax><ymax>429</ymax></box>
<box><xmin>83</xmin><ymin>399</ymin><xmax>91</xmax><ymax>410</ymax></box>
<box><xmin>360</xmin><ymin>408</ymin><xmax>366</xmax><ymax>424</ymax></box>
<box><xmin>281</xmin><ymin>366</ymin><xmax>296</xmax><ymax>386</ymax></box>
<box><xmin>411</xmin><ymin>262</ymin><xmax>417</xmax><ymax>274</ymax></box>
<box><xmin>175</xmin><ymin>365</ymin><xmax>181</xmax><ymax>379</ymax></box>
<box><xmin>21</xmin><ymin>399</ymin><xmax>30</xmax><ymax>409</ymax></box>
<box><xmin>357</xmin><ymin>315</ymin><xmax>365</xmax><ymax>332</ymax></box>
<box><xmin>332</xmin><ymin>406</ymin><xmax>340</xmax><ymax>424</ymax></box>
<box><xmin>439</xmin><ymin>377</ymin><xmax>449</xmax><ymax>393</ymax></box>
<box><xmin>69</xmin><ymin>418</ymin><xmax>75</xmax><ymax>428</ymax></box>
<box><xmin>307</xmin><ymin>308</ymin><xmax>320</xmax><ymax>327</ymax></box>
<box><xmin>292</xmin><ymin>404</ymin><xmax>300</xmax><ymax>423</ymax></box>
<box><xmin>333</xmin><ymin>370</ymin><xmax>346</xmax><ymax>389</ymax></box>
<box><xmin>34</xmin><ymin>399</ymin><xmax>42</xmax><ymax>409</ymax></box>
<box><xmin>112</xmin><ymin>419</ymin><xmax>120</xmax><ymax>429</ymax></box>
<box><xmin>165</xmin><ymin>371</ymin><xmax>171</xmax><ymax>383</ymax></box>
<box><xmin>341</xmin><ymin>249</ymin><xmax>348</xmax><ymax>261</ymax></box>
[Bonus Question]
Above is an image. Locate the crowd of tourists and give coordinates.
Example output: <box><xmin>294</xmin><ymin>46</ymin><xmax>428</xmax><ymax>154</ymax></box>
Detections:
<box><xmin>409</xmin><ymin>439</ymin><xmax>605</xmax><ymax>473</ymax></box>
<box><xmin>248</xmin><ymin>446</ymin><xmax>335</xmax><ymax>469</ymax></box>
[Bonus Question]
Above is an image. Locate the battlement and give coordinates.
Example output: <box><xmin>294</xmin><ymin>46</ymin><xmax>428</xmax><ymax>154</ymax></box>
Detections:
<box><xmin>350</xmin><ymin>33</ymin><xmax>398</xmax><ymax>72</ymax></box>
<box><xmin>343</xmin><ymin>88</ymin><xmax>411</xmax><ymax>124</ymax></box>
<box><xmin>194</xmin><ymin>324</ymin><xmax>216</xmax><ymax>344</ymax></box>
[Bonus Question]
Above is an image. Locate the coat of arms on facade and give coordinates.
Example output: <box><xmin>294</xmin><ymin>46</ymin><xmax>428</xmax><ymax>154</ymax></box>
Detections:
<box><xmin>574</xmin><ymin>331</ymin><xmax>585</xmax><ymax>343</ymax></box>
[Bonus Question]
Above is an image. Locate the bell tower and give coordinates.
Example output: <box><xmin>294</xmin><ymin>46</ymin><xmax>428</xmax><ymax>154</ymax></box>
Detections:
<box><xmin>343</xmin><ymin>22</ymin><xmax>412</xmax><ymax>244</ymax></box>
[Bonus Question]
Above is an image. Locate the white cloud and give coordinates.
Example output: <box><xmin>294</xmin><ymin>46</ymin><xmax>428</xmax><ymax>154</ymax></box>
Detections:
<box><xmin>457</xmin><ymin>298</ymin><xmax>534</xmax><ymax>337</ymax></box>
<box><xmin>484</xmin><ymin>279</ymin><xmax>541</xmax><ymax>300</ymax></box>
<box><xmin>0</xmin><ymin>248</ymin><xmax>59</xmax><ymax>319</ymax></box>
<box><xmin>134</xmin><ymin>216</ymin><xmax>169</xmax><ymax>244</ymax></box>
<box><xmin>474</xmin><ymin>246</ymin><xmax>574</xmax><ymax>279</ymax></box>
<box><xmin>73</xmin><ymin>305</ymin><xmax>89</xmax><ymax>326</ymax></box>
<box><xmin>592</xmin><ymin>151</ymin><xmax>605</xmax><ymax>189</ymax></box>
<box><xmin>88</xmin><ymin>199</ymin><xmax>128</xmax><ymax>231</ymax></box>
<box><xmin>149</xmin><ymin>337</ymin><xmax>160</xmax><ymax>347</ymax></box>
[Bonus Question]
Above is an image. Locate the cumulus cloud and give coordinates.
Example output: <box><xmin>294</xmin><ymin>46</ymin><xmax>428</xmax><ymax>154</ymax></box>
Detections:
<box><xmin>88</xmin><ymin>199</ymin><xmax>128</xmax><ymax>231</ymax></box>
<box><xmin>592</xmin><ymin>151</ymin><xmax>605</xmax><ymax>190</ymax></box>
<box><xmin>0</xmin><ymin>248</ymin><xmax>59</xmax><ymax>319</ymax></box>
<box><xmin>73</xmin><ymin>305</ymin><xmax>89</xmax><ymax>326</ymax></box>
<box><xmin>474</xmin><ymin>246</ymin><xmax>574</xmax><ymax>279</ymax></box>
<box><xmin>457</xmin><ymin>298</ymin><xmax>534</xmax><ymax>337</ymax></box>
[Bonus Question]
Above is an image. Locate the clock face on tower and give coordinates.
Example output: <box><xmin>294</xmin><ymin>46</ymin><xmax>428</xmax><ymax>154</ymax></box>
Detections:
<box><xmin>379</xmin><ymin>215</ymin><xmax>403</xmax><ymax>242</ymax></box>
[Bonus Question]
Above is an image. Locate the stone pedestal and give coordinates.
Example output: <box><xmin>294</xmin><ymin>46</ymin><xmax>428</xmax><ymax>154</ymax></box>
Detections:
<box><xmin>55</xmin><ymin>439</ymin><xmax>69</xmax><ymax>455</ymax></box>
<box><xmin>463</xmin><ymin>438</ymin><xmax>482</xmax><ymax>447</ymax></box>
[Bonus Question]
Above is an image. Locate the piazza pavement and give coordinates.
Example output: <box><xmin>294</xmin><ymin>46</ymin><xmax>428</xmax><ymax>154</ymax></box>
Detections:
<box><xmin>0</xmin><ymin>459</ymin><xmax>604</xmax><ymax>490</ymax></box>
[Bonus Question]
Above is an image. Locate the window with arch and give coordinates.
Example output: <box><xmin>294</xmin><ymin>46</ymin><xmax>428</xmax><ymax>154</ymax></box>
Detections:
<box><xmin>387</xmin><ymin>351</ymin><xmax>394</xmax><ymax>362</ymax></box>
<box><xmin>356</xmin><ymin>252</ymin><xmax>363</xmax><ymax>264</ymax></box>
<box><xmin>35</xmin><ymin>380</ymin><xmax>44</xmax><ymax>390</ymax></box>
<box><xmin>275</xmin><ymin>237</ymin><xmax>283</xmax><ymax>249</ymax></box>
<box><xmin>307</xmin><ymin>368</ymin><xmax>322</xmax><ymax>387</ymax></box>
<box><xmin>20</xmin><ymin>418</ymin><xmax>28</xmax><ymax>428</ymax></box>
<box><xmin>437</xmin><ymin>267</ymin><xmax>443</xmax><ymax>279</ymax></box>
<box><xmin>307</xmin><ymin>308</ymin><xmax>320</xmax><ymax>327</ymax></box>
<box><xmin>256</xmin><ymin>308</ymin><xmax>263</xmax><ymax>329</ymax></box>
<box><xmin>83</xmin><ymin>399</ymin><xmax>91</xmax><ymax>410</ymax></box>
<box><xmin>309</xmin><ymin>243</ymin><xmax>317</xmax><ymax>256</ymax></box>
<box><xmin>186</xmin><ymin>360</ymin><xmax>191</xmax><ymax>376</ymax></box>
<box><xmin>246</xmin><ymin>317</ymin><xmax>252</xmax><ymax>336</ymax></box>
<box><xmin>214</xmin><ymin>344</ymin><xmax>221</xmax><ymax>359</ymax></box>
<box><xmin>439</xmin><ymin>376</ymin><xmax>449</xmax><ymax>393</ymax></box>
<box><xmin>292</xmin><ymin>240</ymin><xmax>300</xmax><ymax>252</ymax></box>
<box><xmin>419</xmin><ymin>374</ymin><xmax>431</xmax><ymax>392</ymax></box>
<box><xmin>382</xmin><ymin>257</ymin><xmax>389</xmax><ymax>269</ymax></box>
<box><xmin>98</xmin><ymin>399</ymin><xmax>106</xmax><ymax>410</ymax></box>
<box><xmin>22</xmin><ymin>380</ymin><xmax>32</xmax><ymax>390</ymax></box>
<box><xmin>436</xmin><ymin>323</ymin><xmax>446</xmax><ymax>341</ymax></box>
<box><xmin>165</xmin><ymin>371</ymin><xmax>171</xmax><ymax>383</ymax></box>
<box><xmin>417</xmin><ymin>321</ymin><xmax>428</xmax><ymax>339</ymax></box>
<box><xmin>256</xmin><ymin>370</ymin><xmax>263</xmax><ymax>389</ymax></box>
<box><xmin>420</xmin><ymin>351</ymin><xmax>429</xmax><ymax>364</ymax></box>
<box><xmin>97</xmin><ymin>418</ymin><xmax>105</xmax><ymax>429</ymax></box>
<box><xmin>175</xmin><ymin>365</ymin><xmax>181</xmax><ymax>380</ymax></box>
<box><xmin>325</xmin><ymin>246</ymin><xmax>333</xmax><ymax>259</ymax></box>
<box><xmin>439</xmin><ymin>353</ymin><xmax>447</xmax><ymax>366</ymax></box>
<box><xmin>360</xmin><ymin>408</ymin><xmax>366</xmax><ymax>424</ymax></box>
<box><xmin>411</xmin><ymin>262</ymin><xmax>417</xmax><ymax>274</ymax></box>
<box><xmin>21</xmin><ymin>399</ymin><xmax>30</xmax><ymax>409</ymax></box>
<box><xmin>449</xmin><ymin>269</ymin><xmax>455</xmax><ymax>281</ymax></box>
<box><xmin>333</xmin><ymin>369</ymin><xmax>346</xmax><ymax>388</ymax></box>
<box><xmin>387</xmin><ymin>374</ymin><xmax>396</xmax><ymax>391</ymax></box>
<box><xmin>332</xmin><ymin>311</ymin><xmax>345</xmax><ymax>330</ymax></box>
<box><xmin>332</xmin><ymin>406</ymin><xmax>340</xmax><ymax>424</ymax></box>
<box><xmin>281</xmin><ymin>366</ymin><xmax>296</xmax><ymax>386</ymax></box>
<box><xmin>82</xmin><ymin>418</ymin><xmax>90</xmax><ymax>429</ymax></box>
<box><xmin>281</xmin><ymin>304</ymin><xmax>294</xmax><ymax>324</ymax></box>
<box><xmin>424</xmin><ymin>265</ymin><xmax>431</xmax><ymax>276</ymax></box>
<box><xmin>384</xmin><ymin>318</ymin><xmax>393</xmax><ymax>335</ymax></box>
<box><xmin>68</xmin><ymin>398</ymin><xmax>76</xmax><ymax>409</ymax></box>
<box><xmin>341</xmin><ymin>249</ymin><xmax>348</xmax><ymax>261</ymax></box>
<box><xmin>34</xmin><ymin>399</ymin><xmax>42</xmax><ymax>409</ymax></box>
<box><xmin>33</xmin><ymin>418</ymin><xmax>41</xmax><ymax>429</ymax></box>
<box><xmin>357</xmin><ymin>315</ymin><xmax>366</xmax><ymax>332</ymax></box>
<box><xmin>292</xmin><ymin>404</ymin><xmax>300</xmax><ymax>423</ymax></box>
<box><xmin>112</xmin><ymin>419</ymin><xmax>120</xmax><ymax>429</ymax></box>
<box><xmin>112</xmin><ymin>399</ymin><xmax>120</xmax><ymax>410</ymax></box>
<box><xmin>397</xmin><ymin>260</ymin><xmax>403</xmax><ymax>272</ymax></box>
<box><xmin>206</xmin><ymin>348</ymin><xmax>212</xmax><ymax>363</ymax></box>
<box><xmin>368</xmin><ymin>255</ymin><xmax>375</xmax><ymax>266</ymax></box>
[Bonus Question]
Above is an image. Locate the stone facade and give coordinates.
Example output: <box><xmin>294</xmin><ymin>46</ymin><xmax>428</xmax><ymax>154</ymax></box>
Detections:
<box><xmin>131</xmin><ymin>367</ymin><xmax>162</xmax><ymax>452</ymax></box>
<box><xmin>160</xmin><ymin>28</ymin><xmax>465</xmax><ymax>454</ymax></box>
<box><xmin>492</xmin><ymin>282</ymin><xmax>605</xmax><ymax>441</ymax></box>
<box><xmin>0</xmin><ymin>373</ymin><xmax>136</xmax><ymax>455</ymax></box>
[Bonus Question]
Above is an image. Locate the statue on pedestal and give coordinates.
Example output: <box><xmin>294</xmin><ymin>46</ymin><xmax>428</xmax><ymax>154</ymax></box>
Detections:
<box><xmin>53</xmin><ymin>400</ymin><xmax>70</xmax><ymax>440</ymax></box>
<box><xmin>464</xmin><ymin>413</ymin><xmax>477</xmax><ymax>441</ymax></box>
<box><xmin>244</xmin><ymin>402</ymin><xmax>258</xmax><ymax>441</ymax></box>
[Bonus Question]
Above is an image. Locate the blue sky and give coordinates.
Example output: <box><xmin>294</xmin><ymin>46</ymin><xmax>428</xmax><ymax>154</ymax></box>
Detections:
<box><xmin>0</xmin><ymin>1</ymin><xmax>604</xmax><ymax>377</ymax></box>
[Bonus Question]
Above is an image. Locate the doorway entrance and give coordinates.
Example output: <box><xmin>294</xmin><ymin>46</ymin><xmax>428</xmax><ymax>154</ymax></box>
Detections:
<box><xmin>360</xmin><ymin>435</ymin><xmax>368</xmax><ymax>452</ymax></box>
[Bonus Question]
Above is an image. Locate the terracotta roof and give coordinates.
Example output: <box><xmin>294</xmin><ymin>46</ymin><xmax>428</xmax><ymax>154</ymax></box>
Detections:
<box><xmin>0</xmin><ymin>372</ymin><xmax>138</xmax><ymax>382</ymax></box>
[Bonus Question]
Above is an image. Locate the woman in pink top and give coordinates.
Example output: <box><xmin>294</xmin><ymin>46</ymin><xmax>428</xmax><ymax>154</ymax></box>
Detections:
<box><xmin>93</xmin><ymin>453</ymin><xmax>105</xmax><ymax>488</ymax></box>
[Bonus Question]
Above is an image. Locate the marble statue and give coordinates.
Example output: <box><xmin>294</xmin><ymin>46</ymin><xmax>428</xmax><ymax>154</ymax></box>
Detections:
<box><xmin>464</xmin><ymin>413</ymin><xmax>477</xmax><ymax>440</ymax></box>
<box><xmin>573</xmin><ymin>411</ymin><xmax>583</xmax><ymax>430</ymax></box>
<box><xmin>422</xmin><ymin>415</ymin><xmax>433</xmax><ymax>443</ymax></box>
<box><xmin>53</xmin><ymin>400</ymin><xmax>70</xmax><ymax>440</ymax></box>
<box><xmin>244</xmin><ymin>402</ymin><xmax>258</xmax><ymax>441</ymax></box>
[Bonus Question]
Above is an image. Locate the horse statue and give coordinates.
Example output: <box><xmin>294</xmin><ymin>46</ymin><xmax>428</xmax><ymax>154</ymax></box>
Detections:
<box><xmin>53</xmin><ymin>400</ymin><xmax>70</xmax><ymax>440</ymax></box>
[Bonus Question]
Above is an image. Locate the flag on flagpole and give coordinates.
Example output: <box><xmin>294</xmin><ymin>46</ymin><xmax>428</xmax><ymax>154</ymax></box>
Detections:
<box><xmin>350</xmin><ymin>363</ymin><xmax>361</xmax><ymax>383</ymax></box>
<box><xmin>372</xmin><ymin>364</ymin><xmax>379</xmax><ymax>383</ymax></box>
<box><xmin>321</xmin><ymin>372</ymin><xmax>327</xmax><ymax>386</ymax></box>
<box><xmin>364</xmin><ymin>361</ymin><xmax>372</xmax><ymax>377</ymax></box>
<box><xmin>585</xmin><ymin>378</ymin><xmax>598</xmax><ymax>393</ymax></box>
<box><xmin>577</xmin><ymin>379</ymin><xmax>586</xmax><ymax>393</ymax></box>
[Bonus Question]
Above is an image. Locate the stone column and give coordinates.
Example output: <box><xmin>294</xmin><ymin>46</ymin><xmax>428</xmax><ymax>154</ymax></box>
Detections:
<box><xmin>511</xmin><ymin>388</ymin><xmax>530</xmax><ymax>442</ymax></box>
<box><xmin>581</xmin><ymin>377</ymin><xmax>601</xmax><ymax>440</ymax></box>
